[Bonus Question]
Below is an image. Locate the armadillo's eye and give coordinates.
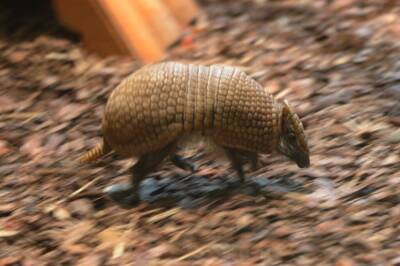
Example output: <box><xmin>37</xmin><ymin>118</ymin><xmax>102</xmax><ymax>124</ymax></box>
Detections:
<box><xmin>287</xmin><ymin>133</ymin><xmax>296</xmax><ymax>143</ymax></box>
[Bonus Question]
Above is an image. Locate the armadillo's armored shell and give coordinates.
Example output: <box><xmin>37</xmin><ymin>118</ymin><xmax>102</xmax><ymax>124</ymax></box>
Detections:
<box><xmin>102</xmin><ymin>62</ymin><xmax>281</xmax><ymax>158</ymax></box>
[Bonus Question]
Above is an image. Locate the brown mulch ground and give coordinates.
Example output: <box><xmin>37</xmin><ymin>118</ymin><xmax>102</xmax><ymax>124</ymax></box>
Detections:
<box><xmin>1</xmin><ymin>0</ymin><xmax>399</xmax><ymax>265</ymax></box>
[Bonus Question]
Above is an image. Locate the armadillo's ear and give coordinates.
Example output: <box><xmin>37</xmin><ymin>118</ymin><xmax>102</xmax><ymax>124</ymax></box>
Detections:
<box><xmin>282</xmin><ymin>99</ymin><xmax>292</xmax><ymax>117</ymax></box>
<box><xmin>282</xmin><ymin>99</ymin><xmax>293</xmax><ymax>122</ymax></box>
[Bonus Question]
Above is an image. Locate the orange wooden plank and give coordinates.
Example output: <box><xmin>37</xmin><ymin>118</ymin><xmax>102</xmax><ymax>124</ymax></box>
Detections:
<box><xmin>131</xmin><ymin>0</ymin><xmax>182</xmax><ymax>48</ymax></box>
<box><xmin>52</xmin><ymin>0</ymin><xmax>200</xmax><ymax>61</ymax></box>
<box><xmin>164</xmin><ymin>0</ymin><xmax>200</xmax><ymax>26</ymax></box>
<box><xmin>101</xmin><ymin>0</ymin><xmax>164</xmax><ymax>62</ymax></box>
<box><xmin>53</xmin><ymin>0</ymin><xmax>130</xmax><ymax>56</ymax></box>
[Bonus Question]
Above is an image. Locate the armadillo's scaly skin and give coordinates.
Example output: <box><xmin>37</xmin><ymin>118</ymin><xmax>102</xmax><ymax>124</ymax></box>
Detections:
<box><xmin>101</xmin><ymin>62</ymin><xmax>281</xmax><ymax>158</ymax></box>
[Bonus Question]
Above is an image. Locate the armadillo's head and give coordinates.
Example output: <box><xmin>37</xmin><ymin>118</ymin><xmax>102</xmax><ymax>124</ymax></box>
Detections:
<box><xmin>277</xmin><ymin>100</ymin><xmax>310</xmax><ymax>168</ymax></box>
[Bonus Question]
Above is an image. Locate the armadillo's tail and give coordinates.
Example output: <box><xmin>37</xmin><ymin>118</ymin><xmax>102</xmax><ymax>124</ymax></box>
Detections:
<box><xmin>79</xmin><ymin>140</ymin><xmax>112</xmax><ymax>163</ymax></box>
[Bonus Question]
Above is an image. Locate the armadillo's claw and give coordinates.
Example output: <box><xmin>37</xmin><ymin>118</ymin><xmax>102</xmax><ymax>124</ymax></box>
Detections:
<box><xmin>170</xmin><ymin>154</ymin><xmax>197</xmax><ymax>172</ymax></box>
<box><xmin>104</xmin><ymin>183</ymin><xmax>140</xmax><ymax>209</ymax></box>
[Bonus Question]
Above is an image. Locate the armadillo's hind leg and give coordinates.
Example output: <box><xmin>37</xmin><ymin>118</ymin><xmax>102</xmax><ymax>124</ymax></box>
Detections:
<box><xmin>105</xmin><ymin>142</ymin><xmax>178</xmax><ymax>208</ymax></box>
<box><xmin>170</xmin><ymin>154</ymin><xmax>197</xmax><ymax>172</ymax></box>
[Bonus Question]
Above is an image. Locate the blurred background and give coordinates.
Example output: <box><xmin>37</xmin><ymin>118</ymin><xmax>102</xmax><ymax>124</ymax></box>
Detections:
<box><xmin>0</xmin><ymin>0</ymin><xmax>399</xmax><ymax>265</ymax></box>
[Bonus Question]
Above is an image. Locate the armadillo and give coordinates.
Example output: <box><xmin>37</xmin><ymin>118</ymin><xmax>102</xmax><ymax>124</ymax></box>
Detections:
<box><xmin>80</xmin><ymin>61</ymin><xmax>310</xmax><ymax>208</ymax></box>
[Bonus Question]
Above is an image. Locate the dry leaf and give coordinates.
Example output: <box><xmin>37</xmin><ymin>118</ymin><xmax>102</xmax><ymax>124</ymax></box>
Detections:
<box><xmin>53</xmin><ymin>207</ymin><xmax>71</xmax><ymax>220</ymax></box>
<box><xmin>97</xmin><ymin>227</ymin><xmax>124</xmax><ymax>250</ymax></box>
<box><xmin>112</xmin><ymin>242</ymin><xmax>125</xmax><ymax>259</ymax></box>
<box><xmin>0</xmin><ymin>230</ymin><xmax>19</xmax><ymax>238</ymax></box>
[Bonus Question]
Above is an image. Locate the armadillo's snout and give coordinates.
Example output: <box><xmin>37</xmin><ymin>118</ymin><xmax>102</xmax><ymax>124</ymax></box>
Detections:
<box><xmin>277</xmin><ymin>139</ymin><xmax>310</xmax><ymax>168</ymax></box>
<box><xmin>296</xmin><ymin>153</ymin><xmax>310</xmax><ymax>168</ymax></box>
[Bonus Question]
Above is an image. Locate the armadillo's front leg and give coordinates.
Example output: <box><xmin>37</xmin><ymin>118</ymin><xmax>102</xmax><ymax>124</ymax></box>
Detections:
<box><xmin>236</xmin><ymin>150</ymin><xmax>259</xmax><ymax>171</ymax></box>
<box><xmin>249</xmin><ymin>153</ymin><xmax>258</xmax><ymax>171</ymax></box>
<box><xmin>105</xmin><ymin>142</ymin><xmax>177</xmax><ymax>208</ymax></box>
<box><xmin>224</xmin><ymin>147</ymin><xmax>246</xmax><ymax>183</ymax></box>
